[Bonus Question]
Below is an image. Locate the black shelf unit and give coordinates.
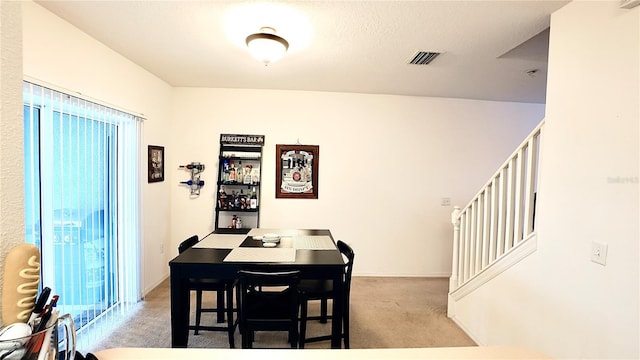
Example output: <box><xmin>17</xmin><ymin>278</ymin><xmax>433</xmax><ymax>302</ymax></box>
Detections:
<box><xmin>214</xmin><ymin>135</ymin><xmax>264</xmax><ymax>234</ymax></box>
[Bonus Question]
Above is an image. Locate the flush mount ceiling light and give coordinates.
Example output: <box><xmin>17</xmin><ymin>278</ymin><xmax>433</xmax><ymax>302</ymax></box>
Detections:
<box><xmin>245</xmin><ymin>27</ymin><xmax>289</xmax><ymax>65</ymax></box>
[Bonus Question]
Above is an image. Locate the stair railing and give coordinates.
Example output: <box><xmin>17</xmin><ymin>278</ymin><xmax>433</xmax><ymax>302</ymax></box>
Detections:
<box><xmin>449</xmin><ymin>120</ymin><xmax>544</xmax><ymax>293</ymax></box>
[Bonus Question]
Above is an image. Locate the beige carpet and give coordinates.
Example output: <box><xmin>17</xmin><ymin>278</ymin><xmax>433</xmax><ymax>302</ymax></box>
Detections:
<box><xmin>85</xmin><ymin>276</ymin><xmax>475</xmax><ymax>352</ymax></box>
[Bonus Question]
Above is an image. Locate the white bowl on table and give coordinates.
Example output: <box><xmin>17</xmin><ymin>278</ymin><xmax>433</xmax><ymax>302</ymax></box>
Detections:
<box><xmin>262</xmin><ymin>233</ymin><xmax>280</xmax><ymax>245</ymax></box>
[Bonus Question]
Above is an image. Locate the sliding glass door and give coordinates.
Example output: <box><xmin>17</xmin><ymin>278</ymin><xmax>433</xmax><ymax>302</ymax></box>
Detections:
<box><xmin>24</xmin><ymin>81</ymin><xmax>141</xmax><ymax>332</ymax></box>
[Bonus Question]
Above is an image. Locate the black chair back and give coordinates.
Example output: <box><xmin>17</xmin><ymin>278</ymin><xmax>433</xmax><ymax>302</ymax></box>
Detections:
<box><xmin>337</xmin><ymin>240</ymin><xmax>355</xmax><ymax>292</ymax></box>
<box><xmin>238</xmin><ymin>270</ymin><xmax>301</xmax><ymax>348</ymax></box>
<box><xmin>178</xmin><ymin>235</ymin><xmax>199</xmax><ymax>254</ymax></box>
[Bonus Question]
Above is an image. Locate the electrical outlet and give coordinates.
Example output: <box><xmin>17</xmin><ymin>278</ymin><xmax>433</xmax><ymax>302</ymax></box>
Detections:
<box><xmin>441</xmin><ymin>197</ymin><xmax>451</xmax><ymax>206</ymax></box>
<box><xmin>591</xmin><ymin>241</ymin><xmax>608</xmax><ymax>266</ymax></box>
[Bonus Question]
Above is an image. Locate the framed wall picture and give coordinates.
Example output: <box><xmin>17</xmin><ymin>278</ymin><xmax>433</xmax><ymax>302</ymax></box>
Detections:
<box><xmin>276</xmin><ymin>144</ymin><xmax>319</xmax><ymax>199</ymax></box>
<box><xmin>148</xmin><ymin>145</ymin><xmax>164</xmax><ymax>183</ymax></box>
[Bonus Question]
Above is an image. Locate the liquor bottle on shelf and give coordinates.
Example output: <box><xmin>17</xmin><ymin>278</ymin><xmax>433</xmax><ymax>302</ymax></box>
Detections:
<box><xmin>236</xmin><ymin>161</ymin><xmax>243</xmax><ymax>184</ymax></box>
<box><xmin>236</xmin><ymin>217</ymin><xmax>243</xmax><ymax>229</ymax></box>
<box><xmin>243</xmin><ymin>164</ymin><xmax>253</xmax><ymax>184</ymax></box>
<box><xmin>251</xmin><ymin>167</ymin><xmax>260</xmax><ymax>184</ymax></box>
<box><xmin>239</xmin><ymin>189</ymin><xmax>246</xmax><ymax>209</ymax></box>
<box><xmin>218</xmin><ymin>185</ymin><xmax>227</xmax><ymax>209</ymax></box>
<box><xmin>233</xmin><ymin>191</ymin><xmax>240</xmax><ymax>209</ymax></box>
<box><xmin>231</xmin><ymin>215</ymin><xmax>237</xmax><ymax>228</ymax></box>
<box><xmin>250</xmin><ymin>187</ymin><xmax>258</xmax><ymax>209</ymax></box>
<box><xmin>227</xmin><ymin>191</ymin><xmax>234</xmax><ymax>209</ymax></box>
<box><xmin>229</xmin><ymin>160</ymin><xmax>236</xmax><ymax>183</ymax></box>
<box><xmin>222</xmin><ymin>158</ymin><xmax>230</xmax><ymax>182</ymax></box>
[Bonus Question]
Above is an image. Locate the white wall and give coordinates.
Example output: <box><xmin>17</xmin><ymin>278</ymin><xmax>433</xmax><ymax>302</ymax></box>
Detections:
<box><xmin>18</xmin><ymin>1</ymin><xmax>543</xmax><ymax>292</ymax></box>
<box><xmin>451</xmin><ymin>2</ymin><xmax>639</xmax><ymax>358</ymax></box>
<box><xmin>21</xmin><ymin>1</ymin><xmax>174</xmax><ymax>295</ymax></box>
<box><xmin>0</xmin><ymin>0</ymin><xmax>25</xmax><ymax>323</ymax></box>
<box><xmin>170</xmin><ymin>88</ymin><xmax>543</xmax><ymax>276</ymax></box>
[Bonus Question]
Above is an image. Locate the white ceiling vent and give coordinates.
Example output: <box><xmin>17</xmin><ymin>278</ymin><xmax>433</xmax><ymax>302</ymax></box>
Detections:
<box><xmin>408</xmin><ymin>51</ymin><xmax>441</xmax><ymax>65</ymax></box>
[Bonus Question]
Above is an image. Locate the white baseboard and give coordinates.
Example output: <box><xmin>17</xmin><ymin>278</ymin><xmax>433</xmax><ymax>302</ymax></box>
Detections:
<box><xmin>143</xmin><ymin>273</ymin><xmax>169</xmax><ymax>298</ymax></box>
<box><xmin>353</xmin><ymin>272</ymin><xmax>451</xmax><ymax>278</ymax></box>
<box><xmin>449</xmin><ymin>314</ymin><xmax>485</xmax><ymax>346</ymax></box>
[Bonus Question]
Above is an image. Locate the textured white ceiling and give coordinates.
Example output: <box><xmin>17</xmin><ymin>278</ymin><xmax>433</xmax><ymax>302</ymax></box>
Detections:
<box><xmin>35</xmin><ymin>0</ymin><xmax>570</xmax><ymax>104</ymax></box>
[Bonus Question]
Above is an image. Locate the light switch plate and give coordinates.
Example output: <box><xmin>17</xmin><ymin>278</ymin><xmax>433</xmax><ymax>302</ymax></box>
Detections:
<box><xmin>591</xmin><ymin>241</ymin><xmax>608</xmax><ymax>266</ymax></box>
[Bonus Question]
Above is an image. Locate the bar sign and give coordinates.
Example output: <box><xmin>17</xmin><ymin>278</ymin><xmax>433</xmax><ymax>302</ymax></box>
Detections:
<box><xmin>220</xmin><ymin>134</ymin><xmax>265</xmax><ymax>146</ymax></box>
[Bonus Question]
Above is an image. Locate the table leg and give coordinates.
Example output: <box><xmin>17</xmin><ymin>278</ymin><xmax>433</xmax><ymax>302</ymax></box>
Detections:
<box><xmin>170</xmin><ymin>269</ymin><xmax>190</xmax><ymax>347</ymax></box>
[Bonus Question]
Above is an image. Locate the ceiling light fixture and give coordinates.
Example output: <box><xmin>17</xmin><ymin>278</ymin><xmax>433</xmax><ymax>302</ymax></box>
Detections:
<box><xmin>245</xmin><ymin>27</ymin><xmax>289</xmax><ymax>65</ymax></box>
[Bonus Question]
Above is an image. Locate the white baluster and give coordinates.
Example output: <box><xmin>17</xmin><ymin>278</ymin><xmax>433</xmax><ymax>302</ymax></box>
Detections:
<box><xmin>505</xmin><ymin>158</ymin><xmax>516</xmax><ymax>252</ymax></box>
<box><xmin>514</xmin><ymin>148</ymin><xmax>525</xmax><ymax>244</ymax></box>
<box><xmin>523</xmin><ymin>132</ymin><xmax>539</xmax><ymax>236</ymax></box>
<box><xmin>463</xmin><ymin>210</ymin><xmax>471</xmax><ymax>282</ymax></box>
<box><xmin>469</xmin><ymin>201</ymin><xmax>476</xmax><ymax>278</ymax></box>
<box><xmin>475</xmin><ymin>195</ymin><xmax>484</xmax><ymax>274</ymax></box>
<box><xmin>489</xmin><ymin>179</ymin><xmax>498</xmax><ymax>263</ymax></box>
<box><xmin>458</xmin><ymin>212</ymin><xmax>466</xmax><ymax>285</ymax></box>
<box><xmin>481</xmin><ymin>187</ymin><xmax>491</xmax><ymax>268</ymax></box>
<box><xmin>496</xmin><ymin>169</ymin><xmax>506</xmax><ymax>257</ymax></box>
<box><xmin>450</xmin><ymin>206</ymin><xmax>461</xmax><ymax>290</ymax></box>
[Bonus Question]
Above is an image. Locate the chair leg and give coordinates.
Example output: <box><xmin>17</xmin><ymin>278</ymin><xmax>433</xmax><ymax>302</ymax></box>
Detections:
<box><xmin>289</xmin><ymin>325</ymin><xmax>298</xmax><ymax>348</ymax></box>
<box><xmin>216</xmin><ymin>290</ymin><xmax>225</xmax><ymax>323</ymax></box>
<box><xmin>343</xmin><ymin>304</ymin><xmax>350</xmax><ymax>349</ymax></box>
<box><xmin>320</xmin><ymin>297</ymin><xmax>328</xmax><ymax>323</ymax></box>
<box><xmin>195</xmin><ymin>290</ymin><xmax>203</xmax><ymax>335</ymax></box>
<box><xmin>299</xmin><ymin>299</ymin><xmax>308</xmax><ymax>349</ymax></box>
<box><xmin>241</xmin><ymin>330</ymin><xmax>249</xmax><ymax>349</ymax></box>
<box><xmin>236</xmin><ymin>285</ymin><xmax>243</xmax><ymax>335</ymax></box>
<box><xmin>226</xmin><ymin>283</ymin><xmax>235</xmax><ymax>348</ymax></box>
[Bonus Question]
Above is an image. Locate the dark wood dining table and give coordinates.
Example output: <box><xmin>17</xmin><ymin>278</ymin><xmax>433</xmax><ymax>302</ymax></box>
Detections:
<box><xmin>168</xmin><ymin>229</ymin><xmax>346</xmax><ymax>348</ymax></box>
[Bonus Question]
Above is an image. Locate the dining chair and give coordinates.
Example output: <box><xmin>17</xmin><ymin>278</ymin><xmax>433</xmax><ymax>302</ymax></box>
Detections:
<box><xmin>298</xmin><ymin>240</ymin><xmax>355</xmax><ymax>349</ymax></box>
<box><xmin>178</xmin><ymin>235</ymin><xmax>237</xmax><ymax>348</ymax></box>
<box><xmin>237</xmin><ymin>270</ymin><xmax>301</xmax><ymax>349</ymax></box>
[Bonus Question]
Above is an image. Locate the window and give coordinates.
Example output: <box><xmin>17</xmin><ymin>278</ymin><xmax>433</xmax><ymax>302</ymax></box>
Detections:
<box><xmin>23</xmin><ymin>81</ymin><xmax>142</xmax><ymax>342</ymax></box>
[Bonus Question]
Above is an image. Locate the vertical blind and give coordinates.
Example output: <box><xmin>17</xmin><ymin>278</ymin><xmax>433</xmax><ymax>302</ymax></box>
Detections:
<box><xmin>23</xmin><ymin>80</ymin><xmax>143</xmax><ymax>350</ymax></box>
